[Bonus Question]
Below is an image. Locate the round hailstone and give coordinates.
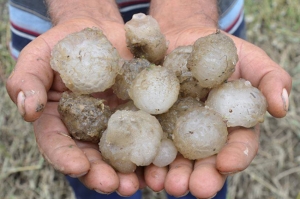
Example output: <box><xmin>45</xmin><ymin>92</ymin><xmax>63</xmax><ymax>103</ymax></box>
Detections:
<box><xmin>205</xmin><ymin>78</ymin><xmax>268</xmax><ymax>128</ymax></box>
<box><xmin>152</xmin><ymin>138</ymin><xmax>177</xmax><ymax>167</ymax></box>
<box><xmin>125</xmin><ymin>13</ymin><xmax>168</xmax><ymax>64</ymax></box>
<box><xmin>173</xmin><ymin>106</ymin><xmax>228</xmax><ymax>160</ymax></box>
<box><xmin>128</xmin><ymin>65</ymin><xmax>180</xmax><ymax>115</ymax></box>
<box><xmin>99</xmin><ymin>110</ymin><xmax>163</xmax><ymax>173</ymax></box>
<box><xmin>187</xmin><ymin>31</ymin><xmax>238</xmax><ymax>88</ymax></box>
<box><xmin>50</xmin><ymin>27</ymin><xmax>122</xmax><ymax>94</ymax></box>
<box><xmin>156</xmin><ymin>97</ymin><xmax>204</xmax><ymax>138</ymax></box>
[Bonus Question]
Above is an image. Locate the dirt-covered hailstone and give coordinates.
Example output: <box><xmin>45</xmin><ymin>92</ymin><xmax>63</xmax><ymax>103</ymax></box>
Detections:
<box><xmin>125</xmin><ymin>13</ymin><xmax>168</xmax><ymax>64</ymax></box>
<box><xmin>58</xmin><ymin>92</ymin><xmax>112</xmax><ymax>143</ymax></box>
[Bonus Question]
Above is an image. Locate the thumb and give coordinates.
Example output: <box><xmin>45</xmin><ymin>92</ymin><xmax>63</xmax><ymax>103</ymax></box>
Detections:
<box><xmin>6</xmin><ymin>36</ymin><xmax>53</xmax><ymax>122</ymax></box>
<box><xmin>232</xmin><ymin>37</ymin><xmax>292</xmax><ymax>118</ymax></box>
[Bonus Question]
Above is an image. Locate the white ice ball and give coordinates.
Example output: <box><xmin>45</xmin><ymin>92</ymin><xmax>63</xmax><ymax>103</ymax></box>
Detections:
<box><xmin>129</xmin><ymin>65</ymin><xmax>180</xmax><ymax>115</ymax></box>
<box><xmin>205</xmin><ymin>78</ymin><xmax>267</xmax><ymax>128</ymax></box>
<box><xmin>50</xmin><ymin>28</ymin><xmax>121</xmax><ymax>94</ymax></box>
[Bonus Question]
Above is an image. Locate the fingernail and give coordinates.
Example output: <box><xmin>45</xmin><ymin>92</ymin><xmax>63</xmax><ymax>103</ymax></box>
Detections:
<box><xmin>219</xmin><ymin>171</ymin><xmax>237</xmax><ymax>176</ymax></box>
<box><xmin>68</xmin><ymin>171</ymin><xmax>88</xmax><ymax>178</ymax></box>
<box><xmin>198</xmin><ymin>193</ymin><xmax>217</xmax><ymax>199</ymax></box>
<box><xmin>282</xmin><ymin>88</ymin><xmax>289</xmax><ymax>112</ymax></box>
<box><xmin>94</xmin><ymin>189</ymin><xmax>111</xmax><ymax>195</ymax></box>
<box><xmin>115</xmin><ymin>190</ymin><xmax>131</xmax><ymax>197</ymax></box>
<box><xmin>178</xmin><ymin>191</ymin><xmax>190</xmax><ymax>197</ymax></box>
<box><xmin>17</xmin><ymin>91</ymin><xmax>26</xmax><ymax>117</ymax></box>
<box><xmin>115</xmin><ymin>190</ymin><xmax>123</xmax><ymax>197</ymax></box>
<box><xmin>208</xmin><ymin>193</ymin><xmax>217</xmax><ymax>199</ymax></box>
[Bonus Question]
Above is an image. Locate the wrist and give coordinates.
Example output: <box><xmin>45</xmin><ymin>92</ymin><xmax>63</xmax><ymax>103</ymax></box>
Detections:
<box><xmin>149</xmin><ymin>0</ymin><xmax>219</xmax><ymax>32</ymax></box>
<box><xmin>46</xmin><ymin>0</ymin><xmax>123</xmax><ymax>26</ymax></box>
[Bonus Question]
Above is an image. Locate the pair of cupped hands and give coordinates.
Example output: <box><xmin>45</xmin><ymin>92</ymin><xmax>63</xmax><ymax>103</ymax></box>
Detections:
<box><xmin>6</xmin><ymin>17</ymin><xmax>291</xmax><ymax>199</ymax></box>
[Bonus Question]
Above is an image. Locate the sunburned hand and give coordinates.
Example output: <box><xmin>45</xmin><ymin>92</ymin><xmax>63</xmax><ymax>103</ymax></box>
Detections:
<box><xmin>5</xmin><ymin>18</ymin><xmax>148</xmax><ymax>196</ymax></box>
<box><xmin>144</xmin><ymin>28</ymin><xmax>292</xmax><ymax>199</ymax></box>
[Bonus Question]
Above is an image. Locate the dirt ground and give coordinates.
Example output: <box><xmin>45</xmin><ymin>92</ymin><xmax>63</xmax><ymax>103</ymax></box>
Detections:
<box><xmin>0</xmin><ymin>0</ymin><xmax>300</xmax><ymax>199</ymax></box>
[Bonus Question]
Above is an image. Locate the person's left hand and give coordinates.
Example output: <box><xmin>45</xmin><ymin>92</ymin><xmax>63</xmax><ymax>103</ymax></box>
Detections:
<box><xmin>143</xmin><ymin>27</ymin><xmax>292</xmax><ymax>199</ymax></box>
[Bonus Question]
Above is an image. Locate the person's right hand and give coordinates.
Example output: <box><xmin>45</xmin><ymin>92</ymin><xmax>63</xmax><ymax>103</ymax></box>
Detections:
<box><xmin>5</xmin><ymin>17</ymin><xmax>146</xmax><ymax>196</ymax></box>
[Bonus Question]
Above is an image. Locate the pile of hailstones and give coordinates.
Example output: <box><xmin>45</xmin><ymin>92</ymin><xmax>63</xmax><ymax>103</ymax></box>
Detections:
<box><xmin>51</xmin><ymin>13</ymin><xmax>267</xmax><ymax>173</ymax></box>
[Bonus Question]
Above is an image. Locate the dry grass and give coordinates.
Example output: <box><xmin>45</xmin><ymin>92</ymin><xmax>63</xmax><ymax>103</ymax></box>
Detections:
<box><xmin>227</xmin><ymin>1</ymin><xmax>300</xmax><ymax>199</ymax></box>
<box><xmin>0</xmin><ymin>0</ymin><xmax>299</xmax><ymax>199</ymax></box>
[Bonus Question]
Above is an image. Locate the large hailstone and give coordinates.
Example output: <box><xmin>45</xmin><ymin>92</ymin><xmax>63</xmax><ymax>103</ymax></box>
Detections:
<box><xmin>99</xmin><ymin>110</ymin><xmax>163</xmax><ymax>173</ymax></box>
<box><xmin>187</xmin><ymin>31</ymin><xmax>238</xmax><ymax>88</ymax></box>
<box><xmin>125</xmin><ymin>13</ymin><xmax>168</xmax><ymax>64</ymax></box>
<box><xmin>128</xmin><ymin>65</ymin><xmax>180</xmax><ymax>115</ymax></box>
<box><xmin>50</xmin><ymin>27</ymin><xmax>122</xmax><ymax>94</ymax></box>
<box><xmin>173</xmin><ymin>106</ymin><xmax>228</xmax><ymax>160</ymax></box>
<box><xmin>205</xmin><ymin>78</ymin><xmax>268</xmax><ymax>128</ymax></box>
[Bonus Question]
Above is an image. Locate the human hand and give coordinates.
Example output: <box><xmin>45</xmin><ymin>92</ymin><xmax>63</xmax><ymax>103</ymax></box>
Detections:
<box><xmin>143</xmin><ymin>27</ymin><xmax>292</xmax><ymax>198</ymax></box>
<box><xmin>5</xmin><ymin>17</ymin><xmax>147</xmax><ymax>196</ymax></box>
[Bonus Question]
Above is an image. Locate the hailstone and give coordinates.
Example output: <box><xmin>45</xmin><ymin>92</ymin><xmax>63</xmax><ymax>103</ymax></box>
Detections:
<box><xmin>187</xmin><ymin>31</ymin><xmax>238</xmax><ymax>88</ymax></box>
<box><xmin>50</xmin><ymin>27</ymin><xmax>122</xmax><ymax>94</ymax></box>
<box><xmin>205</xmin><ymin>78</ymin><xmax>268</xmax><ymax>128</ymax></box>
<box><xmin>112</xmin><ymin>58</ymin><xmax>151</xmax><ymax>100</ymax></box>
<box><xmin>163</xmin><ymin>45</ymin><xmax>209</xmax><ymax>99</ymax></box>
<box><xmin>125</xmin><ymin>13</ymin><xmax>168</xmax><ymax>64</ymax></box>
<box><xmin>58</xmin><ymin>92</ymin><xmax>112</xmax><ymax>143</ymax></box>
<box><xmin>152</xmin><ymin>138</ymin><xmax>177</xmax><ymax>167</ymax></box>
<box><xmin>99</xmin><ymin>110</ymin><xmax>163</xmax><ymax>173</ymax></box>
<box><xmin>128</xmin><ymin>65</ymin><xmax>180</xmax><ymax>115</ymax></box>
<box><xmin>173</xmin><ymin>106</ymin><xmax>228</xmax><ymax>160</ymax></box>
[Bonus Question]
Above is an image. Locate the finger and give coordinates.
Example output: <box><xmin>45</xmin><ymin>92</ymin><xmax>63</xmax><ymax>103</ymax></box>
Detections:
<box><xmin>164</xmin><ymin>154</ymin><xmax>193</xmax><ymax>197</ymax></box>
<box><xmin>231</xmin><ymin>37</ymin><xmax>292</xmax><ymax>118</ymax></box>
<box><xmin>78</xmin><ymin>147</ymin><xmax>119</xmax><ymax>194</ymax></box>
<box><xmin>216</xmin><ymin>126</ymin><xmax>260</xmax><ymax>174</ymax></box>
<box><xmin>144</xmin><ymin>164</ymin><xmax>168</xmax><ymax>192</ymax></box>
<box><xmin>6</xmin><ymin>38</ymin><xmax>53</xmax><ymax>122</ymax></box>
<box><xmin>189</xmin><ymin>156</ymin><xmax>226</xmax><ymax>199</ymax></box>
<box><xmin>116</xmin><ymin>172</ymin><xmax>139</xmax><ymax>196</ymax></box>
<box><xmin>33</xmin><ymin>102</ymin><xmax>90</xmax><ymax>176</ymax></box>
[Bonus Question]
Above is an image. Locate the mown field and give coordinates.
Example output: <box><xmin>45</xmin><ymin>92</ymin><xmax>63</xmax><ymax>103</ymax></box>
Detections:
<box><xmin>0</xmin><ymin>0</ymin><xmax>299</xmax><ymax>198</ymax></box>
